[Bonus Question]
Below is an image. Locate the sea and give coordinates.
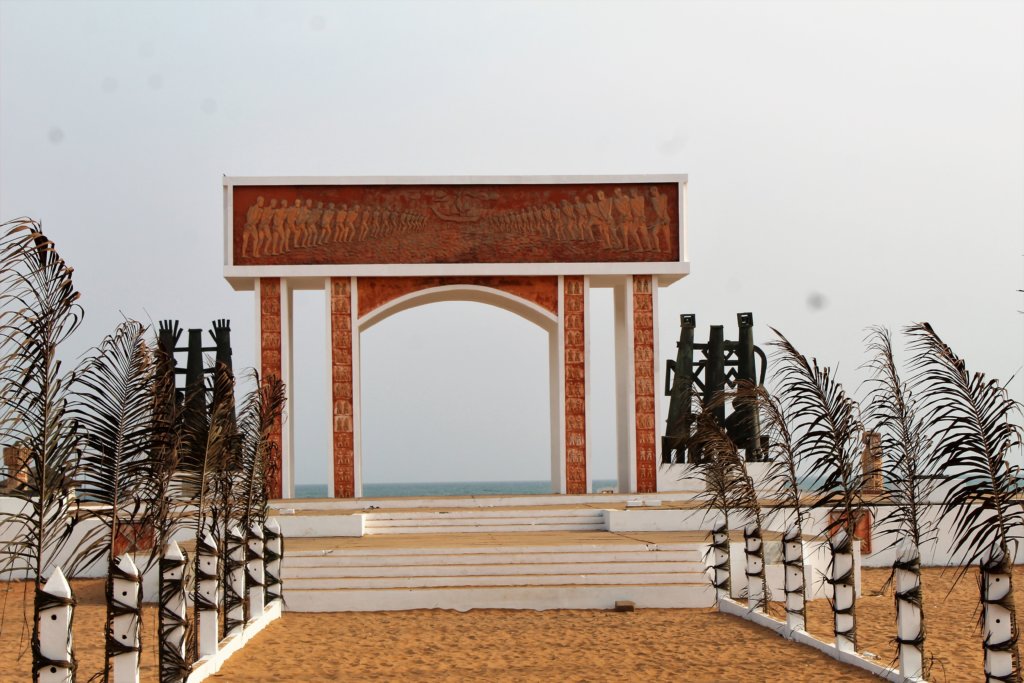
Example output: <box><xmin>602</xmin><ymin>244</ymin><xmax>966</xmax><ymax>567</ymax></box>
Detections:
<box><xmin>295</xmin><ymin>479</ymin><xmax>618</xmax><ymax>498</ymax></box>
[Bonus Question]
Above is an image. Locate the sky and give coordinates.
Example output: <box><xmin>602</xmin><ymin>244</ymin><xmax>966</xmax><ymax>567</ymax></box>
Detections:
<box><xmin>1</xmin><ymin>0</ymin><xmax>1022</xmax><ymax>487</ymax></box>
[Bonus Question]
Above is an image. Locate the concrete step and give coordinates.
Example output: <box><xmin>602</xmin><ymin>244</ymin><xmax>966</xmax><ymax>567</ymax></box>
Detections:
<box><xmin>364</xmin><ymin>509</ymin><xmax>607</xmax><ymax>521</ymax></box>
<box><xmin>365</xmin><ymin>522</ymin><xmax>606</xmax><ymax>534</ymax></box>
<box><xmin>288</xmin><ymin>541</ymin><xmax>704</xmax><ymax>557</ymax></box>
<box><xmin>282</xmin><ymin>561</ymin><xmax>706</xmax><ymax>579</ymax></box>
<box><xmin>286</xmin><ymin>571</ymin><xmax>705</xmax><ymax>590</ymax></box>
<box><xmin>363</xmin><ymin>515</ymin><xmax>604</xmax><ymax>528</ymax></box>
<box><xmin>281</xmin><ymin>583</ymin><xmax>715</xmax><ymax>611</ymax></box>
<box><xmin>285</xmin><ymin>549</ymin><xmax>703</xmax><ymax>567</ymax></box>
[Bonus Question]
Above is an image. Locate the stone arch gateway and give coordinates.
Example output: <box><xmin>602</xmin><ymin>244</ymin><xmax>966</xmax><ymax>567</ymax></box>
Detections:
<box><xmin>223</xmin><ymin>175</ymin><xmax>689</xmax><ymax>498</ymax></box>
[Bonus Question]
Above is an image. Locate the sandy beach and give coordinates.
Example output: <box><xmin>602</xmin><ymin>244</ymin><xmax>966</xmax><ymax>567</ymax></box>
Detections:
<box><xmin>0</xmin><ymin>566</ymin><xmax>1009</xmax><ymax>682</ymax></box>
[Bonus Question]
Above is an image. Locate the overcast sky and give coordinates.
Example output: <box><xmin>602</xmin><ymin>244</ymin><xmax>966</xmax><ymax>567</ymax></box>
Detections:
<box><xmin>1</xmin><ymin>0</ymin><xmax>1021</xmax><ymax>487</ymax></box>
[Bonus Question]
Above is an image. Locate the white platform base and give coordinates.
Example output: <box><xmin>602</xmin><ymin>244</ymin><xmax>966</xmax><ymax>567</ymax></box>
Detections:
<box><xmin>186</xmin><ymin>600</ymin><xmax>282</xmax><ymax>682</ymax></box>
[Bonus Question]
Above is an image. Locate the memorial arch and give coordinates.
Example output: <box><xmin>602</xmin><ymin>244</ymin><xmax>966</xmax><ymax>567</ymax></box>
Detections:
<box><xmin>223</xmin><ymin>175</ymin><xmax>689</xmax><ymax>498</ymax></box>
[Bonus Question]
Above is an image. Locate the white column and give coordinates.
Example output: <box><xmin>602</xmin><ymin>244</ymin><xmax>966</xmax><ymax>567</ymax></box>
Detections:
<box><xmin>196</xmin><ymin>532</ymin><xmax>219</xmax><ymax>659</ymax></box>
<box><xmin>351</xmin><ymin>276</ymin><xmax>363</xmax><ymax>498</ymax></box>
<box><xmin>830</xmin><ymin>530</ymin><xmax>856</xmax><ymax>653</ymax></box>
<box><xmin>895</xmin><ymin>542</ymin><xmax>923</xmax><ymax>680</ymax></box>
<box><xmin>710</xmin><ymin>521</ymin><xmax>730</xmax><ymax>604</ymax></box>
<box><xmin>225</xmin><ymin>525</ymin><xmax>246</xmax><ymax>637</ymax></box>
<box><xmin>247</xmin><ymin>524</ymin><xmax>265</xmax><ymax>621</ymax></box>
<box><xmin>582</xmin><ymin>275</ymin><xmax>592</xmax><ymax>493</ymax></box>
<box><xmin>160</xmin><ymin>541</ymin><xmax>187</xmax><ymax>683</ymax></box>
<box><xmin>554</xmin><ymin>275</ymin><xmax>567</xmax><ymax>494</ymax></box>
<box><xmin>264</xmin><ymin>518</ymin><xmax>283</xmax><ymax>603</ymax></box>
<box><xmin>323</xmin><ymin>277</ymin><xmax>335</xmax><ymax>499</ymax></box>
<box><xmin>783</xmin><ymin>525</ymin><xmax>806</xmax><ymax>632</ymax></box>
<box><xmin>37</xmin><ymin>568</ymin><xmax>73</xmax><ymax>683</ymax></box>
<box><xmin>613</xmin><ymin>277</ymin><xmax>635</xmax><ymax>492</ymax></box>
<box><xmin>110</xmin><ymin>554</ymin><xmax>141</xmax><ymax>683</ymax></box>
<box><xmin>280</xmin><ymin>278</ymin><xmax>295</xmax><ymax>499</ymax></box>
<box><xmin>982</xmin><ymin>549</ymin><xmax>1014</xmax><ymax>681</ymax></box>
<box><xmin>744</xmin><ymin>523</ymin><xmax>764</xmax><ymax>611</ymax></box>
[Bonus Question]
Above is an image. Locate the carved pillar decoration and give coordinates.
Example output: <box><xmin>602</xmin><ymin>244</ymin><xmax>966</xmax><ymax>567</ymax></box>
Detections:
<box><xmin>563</xmin><ymin>276</ymin><xmax>587</xmax><ymax>494</ymax></box>
<box><xmin>259</xmin><ymin>278</ymin><xmax>283</xmax><ymax>499</ymax></box>
<box><xmin>330</xmin><ymin>277</ymin><xmax>356</xmax><ymax>498</ymax></box>
<box><xmin>632</xmin><ymin>274</ymin><xmax>657</xmax><ymax>493</ymax></box>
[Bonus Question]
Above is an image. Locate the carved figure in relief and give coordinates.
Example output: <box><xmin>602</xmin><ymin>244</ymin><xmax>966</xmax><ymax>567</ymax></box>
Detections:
<box><xmin>345</xmin><ymin>204</ymin><xmax>360</xmax><ymax>241</ymax></box>
<box><xmin>310</xmin><ymin>201</ymin><xmax>325</xmax><ymax>246</ymax></box>
<box><xmin>256</xmin><ymin>198</ymin><xmax>276</xmax><ymax>256</ymax></box>
<box><xmin>243</xmin><ymin>196</ymin><xmax>264</xmax><ymax>257</ymax></box>
<box><xmin>321</xmin><ymin>202</ymin><xmax>336</xmax><ymax>243</ymax></box>
<box><xmin>272</xmin><ymin>200</ymin><xmax>288</xmax><ymax>255</ymax></box>
<box><xmin>649</xmin><ymin>187</ymin><xmax>672</xmax><ymax>253</ymax></box>
<box><xmin>300</xmin><ymin>199</ymin><xmax>314</xmax><ymax>247</ymax></box>
<box><xmin>612</xmin><ymin>188</ymin><xmax>637</xmax><ymax>251</ymax></box>
<box><xmin>629</xmin><ymin>189</ymin><xmax>653</xmax><ymax>251</ymax></box>
<box><xmin>283</xmin><ymin>199</ymin><xmax>299</xmax><ymax>249</ymax></box>
<box><xmin>597</xmin><ymin>191</ymin><xmax>620</xmax><ymax>248</ymax></box>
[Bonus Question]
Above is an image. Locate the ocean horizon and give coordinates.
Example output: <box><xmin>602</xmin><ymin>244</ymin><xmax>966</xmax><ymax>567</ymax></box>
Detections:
<box><xmin>294</xmin><ymin>479</ymin><xmax>618</xmax><ymax>499</ymax></box>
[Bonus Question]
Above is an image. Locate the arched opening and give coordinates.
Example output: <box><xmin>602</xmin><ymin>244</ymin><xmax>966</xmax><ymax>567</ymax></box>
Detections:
<box><xmin>359</xmin><ymin>292</ymin><xmax>556</xmax><ymax>496</ymax></box>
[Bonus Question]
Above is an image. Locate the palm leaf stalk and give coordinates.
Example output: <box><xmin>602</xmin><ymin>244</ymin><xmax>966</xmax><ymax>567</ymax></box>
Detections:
<box><xmin>0</xmin><ymin>219</ymin><xmax>85</xmax><ymax>682</ymax></box>
<box><xmin>71</xmin><ymin>320</ymin><xmax>165</xmax><ymax>683</ymax></box>
<box><xmin>738</xmin><ymin>381</ymin><xmax>809</xmax><ymax>630</ymax></box>
<box><xmin>237</xmin><ymin>371</ymin><xmax>286</xmax><ymax>533</ymax></box>
<box><xmin>907</xmin><ymin>322</ymin><xmax>1024</xmax><ymax>681</ymax></box>
<box><xmin>694</xmin><ymin>402</ymin><xmax>770</xmax><ymax>612</ymax></box>
<box><xmin>864</xmin><ymin>326</ymin><xmax>935</xmax><ymax>679</ymax></box>
<box><xmin>690</xmin><ymin>410</ymin><xmax>739</xmax><ymax>603</ymax></box>
<box><xmin>176</xmin><ymin>364</ymin><xmax>238</xmax><ymax>663</ymax></box>
<box><xmin>770</xmin><ymin>328</ymin><xmax>864</xmax><ymax>652</ymax></box>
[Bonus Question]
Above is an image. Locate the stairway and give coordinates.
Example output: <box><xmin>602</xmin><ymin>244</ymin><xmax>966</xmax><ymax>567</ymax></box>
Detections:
<box><xmin>362</xmin><ymin>508</ymin><xmax>607</xmax><ymax>535</ymax></box>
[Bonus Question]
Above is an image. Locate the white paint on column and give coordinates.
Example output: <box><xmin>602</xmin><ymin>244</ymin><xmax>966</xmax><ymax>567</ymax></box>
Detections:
<box><xmin>37</xmin><ymin>567</ymin><xmax>73</xmax><ymax>683</ymax></box>
<box><xmin>160</xmin><ymin>541</ymin><xmax>186</xmax><ymax>680</ymax></box>
<box><xmin>613</xmin><ymin>279</ymin><xmax>631</xmax><ymax>493</ymax></box>
<box><xmin>323</xmin><ymin>277</ymin><xmax>335</xmax><ymax>499</ymax></box>
<box><xmin>894</xmin><ymin>542</ymin><xmax>923</xmax><ymax>680</ymax></box>
<box><xmin>651</xmin><ymin>275</ymin><xmax>662</xmax><ymax>468</ymax></box>
<box><xmin>226</xmin><ymin>526</ymin><xmax>246</xmax><ymax>637</ymax></box>
<box><xmin>247</xmin><ymin>525</ymin><xmax>265</xmax><ymax>621</ymax></box>
<box><xmin>280</xmin><ymin>279</ymin><xmax>295</xmax><ymax>499</ymax></box>
<box><xmin>783</xmin><ymin>526</ymin><xmax>806</xmax><ymax>632</ymax></box>
<box><xmin>744</xmin><ymin>524</ymin><xmax>764</xmax><ymax>611</ymax></box>
<box><xmin>831</xmin><ymin>530</ymin><xmax>856</xmax><ymax>654</ymax></box>
<box><xmin>197</xmin><ymin>532</ymin><xmax>220</xmax><ymax>659</ymax></box>
<box><xmin>554</xmin><ymin>275</ymin><xmax>567</xmax><ymax>494</ymax></box>
<box><xmin>582</xmin><ymin>276</ymin><xmax>592</xmax><ymax>493</ymax></box>
<box><xmin>983</xmin><ymin>550</ymin><xmax>1013</xmax><ymax>681</ymax></box>
<box><xmin>351</xmin><ymin>276</ymin><xmax>362</xmax><ymax>498</ymax></box>
<box><xmin>111</xmin><ymin>554</ymin><xmax>140</xmax><ymax>683</ymax></box>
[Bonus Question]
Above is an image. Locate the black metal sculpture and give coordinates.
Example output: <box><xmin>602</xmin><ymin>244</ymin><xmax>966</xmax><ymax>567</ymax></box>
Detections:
<box><xmin>662</xmin><ymin>312</ymin><xmax>767</xmax><ymax>463</ymax></box>
<box><xmin>156</xmin><ymin>319</ymin><xmax>235</xmax><ymax>425</ymax></box>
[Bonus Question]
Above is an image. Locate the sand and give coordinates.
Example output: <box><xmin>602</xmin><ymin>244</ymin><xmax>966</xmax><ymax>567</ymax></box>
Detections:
<box><xmin>0</xmin><ymin>567</ymin><xmax>1013</xmax><ymax>682</ymax></box>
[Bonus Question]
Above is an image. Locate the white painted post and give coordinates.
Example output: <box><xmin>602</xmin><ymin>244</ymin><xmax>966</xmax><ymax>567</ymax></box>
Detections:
<box><xmin>894</xmin><ymin>541</ymin><xmax>923</xmax><ymax>680</ymax></box>
<box><xmin>782</xmin><ymin>525</ymin><xmax>806</xmax><ymax>632</ymax></box>
<box><xmin>37</xmin><ymin>567</ymin><xmax>74</xmax><ymax>683</ymax></box>
<box><xmin>196</xmin><ymin>531</ymin><xmax>219</xmax><ymax>659</ymax></box>
<box><xmin>110</xmin><ymin>554</ymin><xmax>141</xmax><ymax>683</ymax></box>
<box><xmin>830</xmin><ymin>529</ymin><xmax>857</xmax><ymax>653</ymax></box>
<box><xmin>225</xmin><ymin>525</ymin><xmax>246</xmax><ymax>637</ymax></box>
<box><xmin>247</xmin><ymin>524</ymin><xmax>265</xmax><ymax>621</ymax></box>
<box><xmin>264</xmin><ymin>518</ymin><xmax>283</xmax><ymax>604</ymax></box>
<box><xmin>743</xmin><ymin>523</ymin><xmax>764</xmax><ymax>611</ymax></box>
<box><xmin>159</xmin><ymin>540</ymin><xmax>187</xmax><ymax>683</ymax></box>
<box><xmin>982</xmin><ymin>548</ymin><xmax>1014</xmax><ymax>682</ymax></box>
<box><xmin>709</xmin><ymin>521</ymin><xmax>730</xmax><ymax>604</ymax></box>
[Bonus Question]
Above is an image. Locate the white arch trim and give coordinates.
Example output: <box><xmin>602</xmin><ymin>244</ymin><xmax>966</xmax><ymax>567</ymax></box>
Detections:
<box><xmin>357</xmin><ymin>284</ymin><xmax>558</xmax><ymax>333</ymax></box>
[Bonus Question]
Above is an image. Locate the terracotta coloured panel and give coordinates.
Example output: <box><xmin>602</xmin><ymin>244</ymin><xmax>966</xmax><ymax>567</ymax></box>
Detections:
<box><xmin>632</xmin><ymin>275</ymin><xmax>657</xmax><ymax>493</ymax></box>
<box><xmin>259</xmin><ymin>278</ymin><xmax>283</xmax><ymax>498</ymax></box>
<box><xmin>330</xmin><ymin>277</ymin><xmax>356</xmax><ymax>498</ymax></box>
<box><xmin>563</xmin><ymin>276</ymin><xmax>587</xmax><ymax>495</ymax></box>
<box><xmin>357</xmin><ymin>276</ymin><xmax>559</xmax><ymax>319</ymax></box>
<box><xmin>232</xmin><ymin>183</ymin><xmax>679</xmax><ymax>266</ymax></box>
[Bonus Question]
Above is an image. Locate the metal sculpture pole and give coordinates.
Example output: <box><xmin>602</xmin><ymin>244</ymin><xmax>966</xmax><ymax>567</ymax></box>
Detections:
<box><xmin>36</xmin><ymin>568</ymin><xmax>74</xmax><ymax>683</ymax></box>
<box><xmin>159</xmin><ymin>541</ymin><xmax>188</xmax><ymax>683</ymax></box>
<box><xmin>224</xmin><ymin>525</ymin><xmax>246</xmax><ymax>637</ymax></box>
<box><xmin>247</xmin><ymin>524</ymin><xmax>266</xmax><ymax>621</ymax></box>
<box><xmin>662</xmin><ymin>314</ymin><xmax>695</xmax><ymax>463</ymax></box>
<box><xmin>782</xmin><ymin>525</ymin><xmax>806</xmax><ymax>632</ymax></box>
<box><xmin>109</xmin><ymin>554</ymin><xmax>141</xmax><ymax>683</ymax></box>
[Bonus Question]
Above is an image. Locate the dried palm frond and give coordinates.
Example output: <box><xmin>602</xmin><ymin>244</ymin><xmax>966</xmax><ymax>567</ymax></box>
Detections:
<box><xmin>770</xmin><ymin>328</ymin><xmax>864</xmax><ymax>649</ymax></box>
<box><xmin>236</xmin><ymin>371</ymin><xmax>286</xmax><ymax>531</ymax></box>
<box><xmin>71</xmin><ymin>320</ymin><xmax>167</xmax><ymax>682</ymax></box>
<box><xmin>0</xmin><ymin>219</ymin><xmax>84</xmax><ymax>682</ymax></box>
<box><xmin>907</xmin><ymin>322</ymin><xmax>1023</xmax><ymax>678</ymax></box>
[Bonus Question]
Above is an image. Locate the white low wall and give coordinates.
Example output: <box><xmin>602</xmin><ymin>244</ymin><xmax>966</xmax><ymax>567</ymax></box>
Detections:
<box><xmin>272</xmin><ymin>510</ymin><xmax>364</xmax><ymax>538</ymax></box>
<box><xmin>605</xmin><ymin>508</ymin><xmax>707</xmax><ymax>532</ymax></box>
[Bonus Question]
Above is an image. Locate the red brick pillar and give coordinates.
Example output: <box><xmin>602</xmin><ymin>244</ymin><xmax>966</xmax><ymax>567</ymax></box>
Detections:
<box><xmin>563</xmin><ymin>276</ymin><xmax>587</xmax><ymax>494</ymax></box>
<box><xmin>329</xmin><ymin>277</ymin><xmax>356</xmax><ymax>498</ymax></box>
<box><xmin>632</xmin><ymin>275</ymin><xmax>657</xmax><ymax>493</ymax></box>
<box><xmin>258</xmin><ymin>277</ymin><xmax>283</xmax><ymax>499</ymax></box>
